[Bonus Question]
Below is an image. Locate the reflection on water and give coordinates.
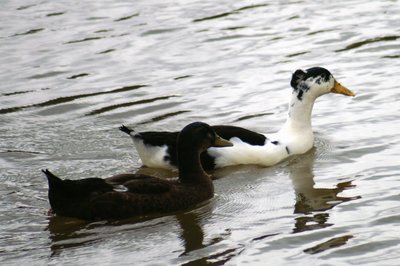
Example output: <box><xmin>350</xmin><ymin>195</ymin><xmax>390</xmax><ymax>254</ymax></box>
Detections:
<box><xmin>177</xmin><ymin>212</ymin><xmax>205</xmax><ymax>256</ymax></box>
<box><xmin>46</xmin><ymin>194</ymin><xmax>210</xmax><ymax>254</ymax></box>
<box><xmin>288</xmin><ymin>148</ymin><xmax>360</xmax><ymax>234</ymax></box>
<box><xmin>47</xmin><ymin>216</ymin><xmax>93</xmax><ymax>256</ymax></box>
<box><xmin>304</xmin><ymin>235</ymin><xmax>354</xmax><ymax>255</ymax></box>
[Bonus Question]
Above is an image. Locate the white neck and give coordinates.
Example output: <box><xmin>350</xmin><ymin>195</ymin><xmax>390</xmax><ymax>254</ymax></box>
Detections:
<box><xmin>280</xmin><ymin>91</ymin><xmax>316</xmax><ymax>133</ymax></box>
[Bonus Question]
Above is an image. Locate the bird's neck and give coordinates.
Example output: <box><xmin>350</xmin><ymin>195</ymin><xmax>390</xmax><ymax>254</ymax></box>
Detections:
<box><xmin>281</xmin><ymin>92</ymin><xmax>316</xmax><ymax>133</ymax></box>
<box><xmin>178</xmin><ymin>147</ymin><xmax>209</xmax><ymax>183</ymax></box>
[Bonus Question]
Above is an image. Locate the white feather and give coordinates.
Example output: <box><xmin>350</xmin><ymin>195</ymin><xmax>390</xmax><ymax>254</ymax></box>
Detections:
<box><xmin>133</xmin><ymin>138</ymin><xmax>175</xmax><ymax>170</ymax></box>
<box><xmin>208</xmin><ymin>136</ymin><xmax>285</xmax><ymax>167</ymax></box>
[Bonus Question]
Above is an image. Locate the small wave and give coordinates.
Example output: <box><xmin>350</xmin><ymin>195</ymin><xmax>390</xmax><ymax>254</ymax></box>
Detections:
<box><xmin>203</xmin><ymin>33</ymin><xmax>269</xmax><ymax>43</ymax></box>
<box><xmin>382</xmin><ymin>54</ymin><xmax>400</xmax><ymax>59</ymax></box>
<box><xmin>286</xmin><ymin>51</ymin><xmax>309</xmax><ymax>58</ymax></box>
<box><xmin>46</xmin><ymin>12</ymin><xmax>65</xmax><ymax>17</ymax></box>
<box><xmin>27</xmin><ymin>71</ymin><xmax>65</xmax><ymax>79</ymax></box>
<box><xmin>114</xmin><ymin>13</ymin><xmax>139</xmax><ymax>22</ymax></box>
<box><xmin>2</xmin><ymin>90</ymin><xmax>34</xmax><ymax>96</ymax></box>
<box><xmin>16</xmin><ymin>4</ymin><xmax>36</xmax><ymax>10</ymax></box>
<box><xmin>64</xmin><ymin>36</ymin><xmax>103</xmax><ymax>44</ymax></box>
<box><xmin>12</xmin><ymin>28</ymin><xmax>44</xmax><ymax>37</ymax></box>
<box><xmin>193</xmin><ymin>4</ymin><xmax>268</xmax><ymax>22</ymax></box>
<box><xmin>174</xmin><ymin>75</ymin><xmax>192</xmax><ymax>80</ymax></box>
<box><xmin>97</xmin><ymin>48</ymin><xmax>115</xmax><ymax>54</ymax></box>
<box><xmin>86</xmin><ymin>95</ymin><xmax>177</xmax><ymax>116</ymax></box>
<box><xmin>335</xmin><ymin>35</ymin><xmax>400</xmax><ymax>52</ymax></box>
<box><xmin>67</xmin><ymin>73</ymin><xmax>90</xmax><ymax>79</ymax></box>
<box><xmin>0</xmin><ymin>85</ymin><xmax>146</xmax><ymax>114</ymax></box>
<box><xmin>141</xmin><ymin>28</ymin><xmax>184</xmax><ymax>36</ymax></box>
<box><xmin>235</xmin><ymin>112</ymin><xmax>272</xmax><ymax>122</ymax></box>
<box><xmin>0</xmin><ymin>150</ymin><xmax>44</xmax><ymax>155</ymax></box>
<box><xmin>138</xmin><ymin>110</ymin><xmax>190</xmax><ymax>125</ymax></box>
<box><xmin>193</xmin><ymin>12</ymin><xmax>236</xmax><ymax>23</ymax></box>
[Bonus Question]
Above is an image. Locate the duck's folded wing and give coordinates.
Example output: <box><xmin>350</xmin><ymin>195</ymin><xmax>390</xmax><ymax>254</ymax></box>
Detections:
<box><xmin>135</xmin><ymin>131</ymin><xmax>179</xmax><ymax>146</ymax></box>
<box><xmin>105</xmin><ymin>173</ymin><xmax>153</xmax><ymax>185</ymax></box>
<box><xmin>106</xmin><ymin>174</ymin><xmax>172</xmax><ymax>194</ymax></box>
<box><xmin>211</xmin><ymin>125</ymin><xmax>267</xmax><ymax>146</ymax></box>
<box><xmin>125</xmin><ymin>178</ymin><xmax>172</xmax><ymax>194</ymax></box>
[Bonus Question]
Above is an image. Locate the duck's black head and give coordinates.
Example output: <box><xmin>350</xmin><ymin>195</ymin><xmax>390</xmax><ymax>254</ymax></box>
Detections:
<box><xmin>290</xmin><ymin>67</ymin><xmax>355</xmax><ymax>101</ymax></box>
<box><xmin>178</xmin><ymin>122</ymin><xmax>233</xmax><ymax>152</ymax></box>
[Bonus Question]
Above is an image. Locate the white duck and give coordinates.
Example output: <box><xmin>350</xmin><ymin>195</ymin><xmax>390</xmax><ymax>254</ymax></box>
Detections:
<box><xmin>120</xmin><ymin>67</ymin><xmax>355</xmax><ymax>170</ymax></box>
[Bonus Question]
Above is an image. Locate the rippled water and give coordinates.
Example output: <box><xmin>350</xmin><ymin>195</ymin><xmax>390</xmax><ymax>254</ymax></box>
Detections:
<box><xmin>1</xmin><ymin>0</ymin><xmax>400</xmax><ymax>265</ymax></box>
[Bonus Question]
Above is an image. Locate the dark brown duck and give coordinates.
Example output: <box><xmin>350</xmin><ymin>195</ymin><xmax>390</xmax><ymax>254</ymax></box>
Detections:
<box><xmin>43</xmin><ymin>122</ymin><xmax>233</xmax><ymax>220</ymax></box>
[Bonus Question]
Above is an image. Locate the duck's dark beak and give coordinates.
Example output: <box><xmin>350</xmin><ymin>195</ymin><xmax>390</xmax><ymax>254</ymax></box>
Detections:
<box><xmin>213</xmin><ymin>135</ymin><xmax>233</xmax><ymax>147</ymax></box>
<box><xmin>331</xmin><ymin>80</ymin><xmax>355</xmax><ymax>96</ymax></box>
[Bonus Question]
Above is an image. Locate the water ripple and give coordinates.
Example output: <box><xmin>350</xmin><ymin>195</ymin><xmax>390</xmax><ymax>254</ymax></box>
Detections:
<box><xmin>114</xmin><ymin>13</ymin><xmax>139</xmax><ymax>22</ymax></box>
<box><xmin>86</xmin><ymin>95</ymin><xmax>177</xmax><ymax>116</ymax></box>
<box><xmin>64</xmin><ymin>36</ymin><xmax>104</xmax><ymax>44</ymax></box>
<box><xmin>12</xmin><ymin>28</ymin><xmax>44</xmax><ymax>37</ymax></box>
<box><xmin>335</xmin><ymin>35</ymin><xmax>400</xmax><ymax>52</ymax></box>
<box><xmin>1</xmin><ymin>0</ymin><xmax>400</xmax><ymax>265</ymax></box>
<box><xmin>67</xmin><ymin>73</ymin><xmax>90</xmax><ymax>79</ymax></box>
<box><xmin>46</xmin><ymin>12</ymin><xmax>65</xmax><ymax>17</ymax></box>
<box><xmin>138</xmin><ymin>110</ymin><xmax>191</xmax><ymax>125</ymax></box>
<box><xmin>0</xmin><ymin>85</ymin><xmax>146</xmax><ymax>114</ymax></box>
<box><xmin>193</xmin><ymin>4</ymin><xmax>268</xmax><ymax>22</ymax></box>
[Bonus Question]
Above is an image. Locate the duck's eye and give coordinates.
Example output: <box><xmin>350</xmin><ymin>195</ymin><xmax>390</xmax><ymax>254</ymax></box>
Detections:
<box><xmin>320</xmin><ymin>73</ymin><xmax>326</xmax><ymax>80</ymax></box>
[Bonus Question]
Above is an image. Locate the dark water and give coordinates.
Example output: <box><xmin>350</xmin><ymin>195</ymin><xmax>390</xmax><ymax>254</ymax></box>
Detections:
<box><xmin>1</xmin><ymin>0</ymin><xmax>400</xmax><ymax>265</ymax></box>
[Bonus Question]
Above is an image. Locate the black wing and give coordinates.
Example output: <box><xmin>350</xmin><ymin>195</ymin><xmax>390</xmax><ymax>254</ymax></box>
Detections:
<box><xmin>134</xmin><ymin>131</ymin><xmax>179</xmax><ymax>146</ymax></box>
<box><xmin>106</xmin><ymin>173</ymin><xmax>172</xmax><ymax>194</ymax></box>
<box><xmin>211</xmin><ymin>125</ymin><xmax>267</xmax><ymax>146</ymax></box>
<box><xmin>199</xmin><ymin>125</ymin><xmax>267</xmax><ymax>170</ymax></box>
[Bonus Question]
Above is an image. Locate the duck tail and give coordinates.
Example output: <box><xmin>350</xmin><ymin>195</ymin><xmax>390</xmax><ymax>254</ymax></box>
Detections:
<box><xmin>119</xmin><ymin>124</ymin><xmax>134</xmax><ymax>135</ymax></box>
<box><xmin>42</xmin><ymin>169</ymin><xmax>63</xmax><ymax>190</ymax></box>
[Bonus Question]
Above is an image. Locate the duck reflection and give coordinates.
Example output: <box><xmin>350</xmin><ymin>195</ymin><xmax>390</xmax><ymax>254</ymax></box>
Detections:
<box><xmin>47</xmin><ymin>215</ymin><xmax>94</xmax><ymax>256</ymax></box>
<box><xmin>288</xmin><ymin>148</ymin><xmax>359</xmax><ymax>233</ymax></box>
<box><xmin>47</xmin><ymin>202</ymin><xmax>210</xmax><ymax>258</ymax></box>
<box><xmin>176</xmin><ymin>211</ymin><xmax>205</xmax><ymax>256</ymax></box>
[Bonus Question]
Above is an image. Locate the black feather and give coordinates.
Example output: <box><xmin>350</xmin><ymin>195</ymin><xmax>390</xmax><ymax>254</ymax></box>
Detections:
<box><xmin>119</xmin><ymin>124</ymin><xmax>134</xmax><ymax>135</ymax></box>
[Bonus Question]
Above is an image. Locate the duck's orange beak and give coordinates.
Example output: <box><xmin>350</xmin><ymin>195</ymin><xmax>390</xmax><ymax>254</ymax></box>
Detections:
<box><xmin>213</xmin><ymin>135</ymin><xmax>233</xmax><ymax>147</ymax></box>
<box><xmin>331</xmin><ymin>80</ymin><xmax>355</xmax><ymax>96</ymax></box>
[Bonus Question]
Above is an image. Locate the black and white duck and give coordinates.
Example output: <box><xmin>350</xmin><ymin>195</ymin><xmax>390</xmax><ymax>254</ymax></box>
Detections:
<box><xmin>42</xmin><ymin>122</ymin><xmax>232</xmax><ymax>220</ymax></box>
<box><xmin>120</xmin><ymin>67</ymin><xmax>355</xmax><ymax>171</ymax></box>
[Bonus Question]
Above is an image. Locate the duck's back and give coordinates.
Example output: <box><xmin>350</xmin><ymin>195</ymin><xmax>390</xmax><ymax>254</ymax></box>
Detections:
<box><xmin>212</xmin><ymin>125</ymin><xmax>267</xmax><ymax>146</ymax></box>
<box><xmin>48</xmin><ymin>173</ymin><xmax>213</xmax><ymax>220</ymax></box>
<box><xmin>89</xmin><ymin>182</ymin><xmax>213</xmax><ymax>219</ymax></box>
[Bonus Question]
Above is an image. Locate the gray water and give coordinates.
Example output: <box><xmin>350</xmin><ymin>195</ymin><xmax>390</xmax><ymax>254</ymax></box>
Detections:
<box><xmin>1</xmin><ymin>0</ymin><xmax>400</xmax><ymax>265</ymax></box>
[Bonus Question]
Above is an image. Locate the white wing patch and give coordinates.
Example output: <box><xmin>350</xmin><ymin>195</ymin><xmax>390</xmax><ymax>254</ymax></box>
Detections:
<box><xmin>133</xmin><ymin>139</ymin><xmax>175</xmax><ymax>170</ymax></box>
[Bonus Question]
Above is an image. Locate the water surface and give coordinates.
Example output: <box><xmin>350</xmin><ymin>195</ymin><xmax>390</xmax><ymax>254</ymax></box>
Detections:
<box><xmin>1</xmin><ymin>0</ymin><xmax>400</xmax><ymax>265</ymax></box>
